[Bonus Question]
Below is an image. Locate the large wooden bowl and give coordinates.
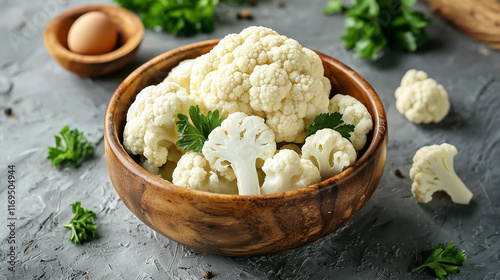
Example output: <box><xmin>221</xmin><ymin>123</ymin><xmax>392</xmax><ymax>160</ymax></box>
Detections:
<box><xmin>104</xmin><ymin>40</ymin><xmax>388</xmax><ymax>256</ymax></box>
<box><xmin>44</xmin><ymin>5</ymin><xmax>144</xmax><ymax>77</ymax></box>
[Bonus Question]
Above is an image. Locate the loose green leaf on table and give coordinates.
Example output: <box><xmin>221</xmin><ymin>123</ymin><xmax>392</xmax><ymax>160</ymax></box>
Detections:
<box><xmin>47</xmin><ymin>126</ymin><xmax>94</xmax><ymax>168</ymax></box>
<box><xmin>176</xmin><ymin>105</ymin><xmax>224</xmax><ymax>153</ymax></box>
<box><xmin>306</xmin><ymin>112</ymin><xmax>355</xmax><ymax>139</ymax></box>
<box><xmin>324</xmin><ymin>0</ymin><xmax>429</xmax><ymax>59</ymax></box>
<box><xmin>323</xmin><ymin>0</ymin><xmax>343</xmax><ymax>14</ymax></box>
<box><xmin>412</xmin><ymin>241</ymin><xmax>467</xmax><ymax>279</ymax></box>
<box><xmin>63</xmin><ymin>202</ymin><xmax>97</xmax><ymax>244</ymax></box>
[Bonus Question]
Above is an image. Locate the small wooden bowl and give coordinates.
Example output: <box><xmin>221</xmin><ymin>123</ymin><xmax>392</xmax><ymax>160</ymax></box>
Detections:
<box><xmin>104</xmin><ymin>40</ymin><xmax>388</xmax><ymax>256</ymax></box>
<box><xmin>44</xmin><ymin>5</ymin><xmax>144</xmax><ymax>77</ymax></box>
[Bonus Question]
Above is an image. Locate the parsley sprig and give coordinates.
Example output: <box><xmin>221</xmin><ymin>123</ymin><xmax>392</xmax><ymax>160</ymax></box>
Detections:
<box><xmin>412</xmin><ymin>241</ymin><xmax>467</xmax><ymax>279</ymax></box>
<box><xmin>47</xmin><ymin>126</ymin><xmax>94</xmax><ymax>168</ymax></box>
<box><xmin>115</xmin><ymin>0</ymin><xmax>258</xmax><ymax>36</ymax></box>
<box><xmin>176</xmin><ymin>105</ymin><xmax>224</xmax><ymax>153</ymax></box>
<box><xmin>306</xmin><ymin>112</ymin><xmax>355</xmax><ymax>139</ymax></box>
<box><xmin>324</xmin><ymin>0</ymin><xmax>429</xmax><ymax>60</ymax></box>
<box><xmin>63</xmin><ymin>202</ymin><xmax>98</xmax><ymax>244</ymax></box>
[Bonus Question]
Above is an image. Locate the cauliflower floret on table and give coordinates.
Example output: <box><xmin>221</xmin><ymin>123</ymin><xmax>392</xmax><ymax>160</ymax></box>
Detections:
<box><xmin>123</xmin><ymin>81</ymin><xmax>195</xmax><ymax>167</ymax></box>
<box><xmin>172</xmin><ymin>152</ymin><xmax>238</xmax><ymax>194</ymax></box>
<box><xmin>261</xmin><ymin>149</ymin><xmax>321</xmax><ymax>195</ymax></box>
<box><xmin>163</xmin><ymin>58</ymin><xmax>196</xmax><ymax>94</ymax></box>
<box><xmin>202</xmin><ymin>112</ymin><xmax>276</xmax><ymax>195</ymax></box>
<box><xmin>190</xmin><ymin>26</ymin><xmax>331</xmax><ymax>143</ymax></box>
<box><xmin>410</xmin><ymin>143</ymin><xmax>473</xmax><ymax>205</ymax></box>
<box><xmin>301</xmin><ymin>128</ymin><xmax>356</xmax><ymax>180</ymax></box>
<box><xmin>395</xmin><ymin>69</ymin><xmax>450</xmax><ymax>124</ymax></box>
<box><xmin>329</xmin><ymin>94</ymin><xmax>373</xmax><ymax>151</ymax></box>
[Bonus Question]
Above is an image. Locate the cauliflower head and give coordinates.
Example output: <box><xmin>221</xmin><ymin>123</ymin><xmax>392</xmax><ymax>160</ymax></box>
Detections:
<box><xmin>329</xmin><ymin>94</ymin><xmax>373</xmax><ymax>151</ymax></box>
<box><xmin>302</xmin><ymin>128</ymin><xmax>356</xmax><ymax>180</ymax></box>
<box><xmin>163</xmin><ymin>58</ymin><xmax>196</xmax><ymax>94</ymax></box>
<box><xmin>410</xmin><ymin>143</ymin><xmax>473</xmax><ymax>205</ymax></box>
<box><xmin>261</xmin><ymin>149</ymin><xmax>321</xmax><ymax>194</ymax></box>
<box><xmin>395</xmin><ymin>69</ymin><xmax>450</xmax><ymax>124</ymax></box>
<box><xmin>190</xmin><ymin>26</ymin><xmax>331</xmax><ymax>143</ymax></box>
<box><xmin>172</xmin><ymin>151</ymin><xmax>238</xmax><ymax>194</ymax></box>
<box><xmin>123</xmin><ymin>81</ymin><xmax>195</xmax><ymax>167</ymax></box>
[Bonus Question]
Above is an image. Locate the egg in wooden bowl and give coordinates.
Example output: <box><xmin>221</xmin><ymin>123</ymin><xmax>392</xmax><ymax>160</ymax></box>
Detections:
<box><xmin>44</xmin><ymin>5</ymin><xmax>144</xmax><ymax>77</ymax></box>
<box><xmin>104</xmin><ymin>32</ymin><xmax>388</xmax><ymax>256</ymax></box>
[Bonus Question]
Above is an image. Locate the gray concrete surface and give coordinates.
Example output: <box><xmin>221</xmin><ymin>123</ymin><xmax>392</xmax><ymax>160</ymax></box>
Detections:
<box><xmin>1</xmin><ymin>0</ymin><xmax>499</xmax><ymax>279</ymax></box>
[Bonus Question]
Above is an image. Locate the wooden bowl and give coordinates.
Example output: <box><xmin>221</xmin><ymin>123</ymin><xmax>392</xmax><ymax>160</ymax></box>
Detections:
<box><xmin>104</xmin><ymin>40</ymin><xmax>388</xmax><ymax>256</ymax></box>
<box><xmin>44</xmin><ymin>5</ymin><xmax>144</xmax><ymax>77</ymax></box>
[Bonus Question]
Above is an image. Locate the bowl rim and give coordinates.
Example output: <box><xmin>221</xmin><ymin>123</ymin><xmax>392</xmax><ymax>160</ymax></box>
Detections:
<box><xmin>105</xmin><ymin>39</ymin><xmax>388</xmax><ymax>202</ymax></box>
<box><xmin>43</xmin><ymin>4</ymin><xmax>144</xmax><ymax>64</ymax></box>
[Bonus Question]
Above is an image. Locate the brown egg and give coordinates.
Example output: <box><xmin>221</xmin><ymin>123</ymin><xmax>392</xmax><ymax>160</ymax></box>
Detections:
<box><xmin>67</xmin><ymin>11</ymin><xmax>118</xmax><ymax>55</ymax></box>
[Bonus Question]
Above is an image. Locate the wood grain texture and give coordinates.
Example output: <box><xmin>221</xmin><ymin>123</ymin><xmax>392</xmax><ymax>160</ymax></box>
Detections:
<box><xmin>427</xmin><ymin>0</ymin><xmax>500</xmax><ymax>49</ymax></box>
<box><xmin>104</xmin><ymin>40</ymin><xmax>388</xmax><ymax>256</ymax></box>
<box><xmin>43</xmin><ymin>5</ymin><xmax>144</xmax><ymax>77</ymax></box>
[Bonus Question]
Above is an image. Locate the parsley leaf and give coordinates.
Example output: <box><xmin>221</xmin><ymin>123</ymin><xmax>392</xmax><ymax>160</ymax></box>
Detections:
<box><xmin>47</xmin><ymin>126</ymin><xmax>94</xmax><ymax>168</ymax></box>
<box><xmin>63</xmin><ymin>202</ymin><xmax>97</xmax><ymax>244</ymax></box>
<box><xmin>306</xmin><ymin>112</ymin><xmax>355</xmax><ymax>139</ymax></box>
<box><xmin>412</xmin><ymin>241</ymin><xmax>467</xmax><ymax>279</ymax></box>
<box><xmin>176</xmin><ymin>105</ymin><xmax>224</xmax><ymax>153</ymax></box>
<box><xmin>324</xmin><ymin>0</ymin><xmax>429</xmax><ymax>59</ymax></box>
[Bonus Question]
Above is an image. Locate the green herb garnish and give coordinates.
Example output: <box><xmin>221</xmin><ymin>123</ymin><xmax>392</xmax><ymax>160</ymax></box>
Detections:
<box><xmin>113</xmin><ymin>0</ymin><xmax>219</xmax><ymax>36</ymax></box>
<box><xmin>47</xmin><ymin>126</ymin><xmax>94</xmax><ymax>168</ymax></box>
<box><xmin>412</xmin><ymin>241</ymin><xmax>467</xmax><ymax>279</ymax></box>
<box><xmin>324</xmin><ymin>0</ymin><xmax>429</xmax><ymax>60</ymax></box>
<box><xmin>176</xmin><ymin>105</ymin><xmax>224</xmax><ymax>153</ymax></box>
<box><xmin>306</xmin><ymin>112</ymin><xmax>355</xmax><ymax>139</ymax></box>
<box><xmin>63</xmin><ymin>202</ymin><xmax>97</xmax><ymax>244</ymax></box>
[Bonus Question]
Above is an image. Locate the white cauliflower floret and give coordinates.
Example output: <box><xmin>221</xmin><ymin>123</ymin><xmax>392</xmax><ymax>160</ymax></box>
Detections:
<box><xmin>123</xmin><ymin>81</ymin><xmax>195</xmax><ymax>167</ymax></box>
<box><xmin>395</xmin><ymin>69</ymin><xmax>450</xmax><ymax>124</ymax></box>
<box><xmin>190</xmin><ymin>26</ymin><xmax>331</xmax><ymax>143</ymax></box>
<box><xmin>163</xmin><ymin>58</ymin><xmax>196</xmax><ymax>94</ymax></box>
<box><xmin>172</xmin><ymin>152</ymin><xmax>238</xmax><ymax>194</ymax></box>
<box><xmin>202</xmin><ymin>112</ymin><xmax>276</xmax><ymax>195</ymax></box>
<box><xmin>329</xmin><ymin>94</ymin><xmax>373</xmax><ymax>151</ymax></box>
<box><xmin>301</xmin><ymin>129</ymin><xmax>356</xmax><ymax>180</ymax></box>
<box><xmin>410</xmin><ymin>143</ymin><xmax>473</xmax><ymax>205</ymax></box>
<box><xmin>261</xmin><ymin>149</ymin><xmax>321</xmax><ymax>194</ymax></box>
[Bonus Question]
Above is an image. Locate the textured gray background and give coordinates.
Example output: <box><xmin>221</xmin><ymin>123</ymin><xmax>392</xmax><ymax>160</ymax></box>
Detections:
<box><xmin>1</xmin><ymin>0</ymin><xmax>499</xmax><ymax>279</ymax></box>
